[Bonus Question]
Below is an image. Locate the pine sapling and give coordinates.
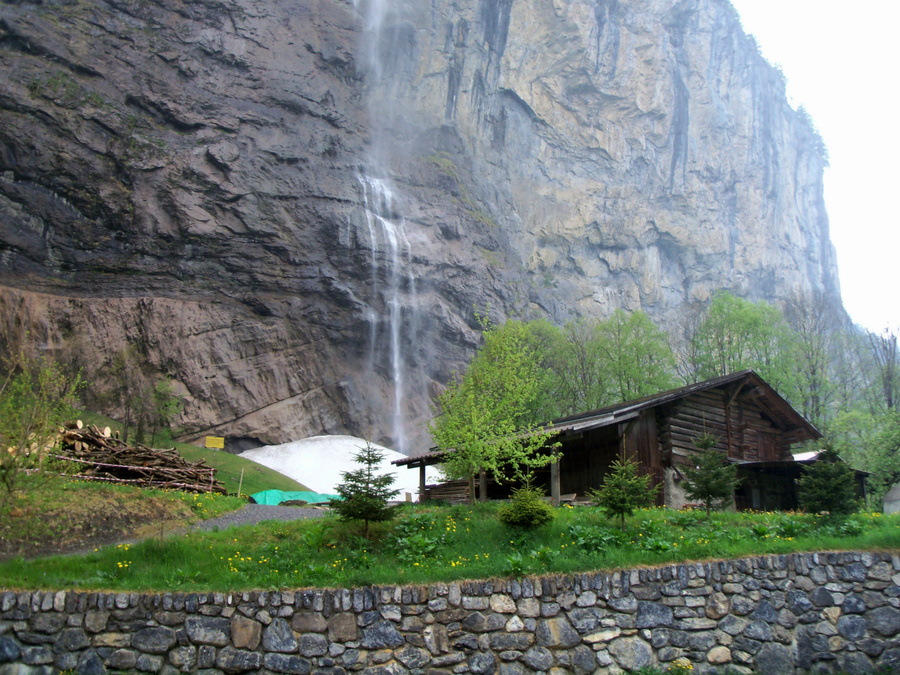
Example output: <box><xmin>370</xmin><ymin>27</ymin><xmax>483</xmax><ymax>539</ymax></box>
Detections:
<box><xmin>331</xmin><ymin>440</ymin><xmax>399</xmax><ymax>538</ymax></box>
<box><xmin>590</xmin><ymin>458</ymin><xmax>659</xmax><ymax>530</ymax></box>
<box><xmin>681</xmin><ymin>432</ymin><xmax>740</xmax><ymax>519</ymax></box>
<box><xmin>797</xmin><ymin>446</ymin><xmax>857</xmax><ymax>518</ymax></box>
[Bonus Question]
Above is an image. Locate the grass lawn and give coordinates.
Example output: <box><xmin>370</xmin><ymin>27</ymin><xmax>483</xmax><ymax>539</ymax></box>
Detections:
<box><xmin>75</xmin><ymin>411</ymin><xmax>309</xmax><ymax>495</ymax></box>
<box><xmin>1</xmin><ymin>492</ymin><xmax>898</xmax><ymax>592</ymax></box>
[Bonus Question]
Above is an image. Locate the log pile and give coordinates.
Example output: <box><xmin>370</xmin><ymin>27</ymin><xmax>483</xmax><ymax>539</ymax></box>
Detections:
<box><xmin>54</xmin><ymin>422</ymin><xmax>226</xmax><ymax>494</ymax></box>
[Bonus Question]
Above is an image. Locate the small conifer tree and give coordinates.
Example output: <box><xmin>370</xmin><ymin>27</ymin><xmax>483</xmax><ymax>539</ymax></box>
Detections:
<box><xmin>331</xmin><ymin>441</ymin><xmax>399</xmax><ymax>538</ymax></box>
<box><xmin>797</xmin><ymin>447</ymin><xmax>857</xmax><ymax>518</ymax></box>
<box><xmin>590</xmin><ymin>458</ymin><xmax>659</xmax><ymax>530</ymax></box>
<box><xmin>682</xmin><ymin>433</ymin><xmax>741</xmax><ymax>519</ymax></box>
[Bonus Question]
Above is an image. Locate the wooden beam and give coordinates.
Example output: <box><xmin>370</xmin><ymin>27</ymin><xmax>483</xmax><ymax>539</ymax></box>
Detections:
<box><xmin>419</xmin><ymin>464</ymin><xmax>426</xmax><ymax>503</ymax></box>
<box><xmin>551</xmin><ymin>460</ymin><xmax>560</xmax><ymax>507</ymax></box>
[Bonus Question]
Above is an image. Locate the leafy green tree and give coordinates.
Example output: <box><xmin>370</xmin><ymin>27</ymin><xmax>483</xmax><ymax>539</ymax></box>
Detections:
<box><xmin>867</xmin><ymin>327</ymin><xmax>898</xmax><ymax>411</ymax></box>
<box><xmin>589</xmin><ymin>458</ymin><xmax>659</xmax><ymax>530</ymax></box>
<box><xmin>108</xmin><ymin>346</ymin><xmax>149</xmax><ymax>443</ymax></box>
<box><xmin>688</xmin><ymin>291</ymin><xmax>797</xmax><ymax>399</ymax></box>
<box><xmin>529</xmin><ymin>318</ymin><xmax>607</xmax><ymax>419</ymax></box>
<box><xmin>681</xmin><ymin>433</ymin><xmax>741</xmax><ymax>518</ymax></box>
<box><xmin>148</xmin><ymin>378</ymin><xmax>183</xmax><ymax>447</ymax></box>
<box><xmin>596</xmin><ymin>310</ymin><xmax>677</xmax><ymax>402</ymax></box>
<box><xmin>785</xmin><ymin>291</ymin><xmax>841</xmax><ymax>428</ymax></box>
<box><xmin>531</xmin><ymin>311</ymin><xmax>676</xmax><ymax>419</ymax></box>
<box><xmin>331</xmin><ymin>441</ymin><xmax>399</xmax><ymax>537</ymax></box>
<box><xmin>0</xmin><ymin>353</ymin><xmax>81</xmax><ymax>505</ymax></box>
<box><xmin>430</xmin><ymin>319</ymin><xmax>560</xmax><ymax>503</ymax></box>
<box><xmin>797</xmin><ymin>447</ymin><xmax>858</xmax><ymax>518</ymax></box>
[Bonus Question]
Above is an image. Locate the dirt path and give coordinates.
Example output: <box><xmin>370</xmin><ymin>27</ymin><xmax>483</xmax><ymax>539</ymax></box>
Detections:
<box><xmin>185</xmin><ymin>504</ymin><xmax>329</xmax><ymax>532</ymax></box>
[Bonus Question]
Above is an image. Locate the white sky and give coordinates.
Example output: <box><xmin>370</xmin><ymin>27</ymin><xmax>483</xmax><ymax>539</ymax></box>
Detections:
<box><xmin>728</xmin><ymin>0</ymin><xmax>900</xmax><ymax>333</ymax></box>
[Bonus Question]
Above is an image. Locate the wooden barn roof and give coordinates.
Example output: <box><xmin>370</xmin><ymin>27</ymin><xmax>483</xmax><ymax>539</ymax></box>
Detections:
<box><xmin>545</xmin><ymin>370</ymin><xmax>820</xmax><ymax>442</ymax></box>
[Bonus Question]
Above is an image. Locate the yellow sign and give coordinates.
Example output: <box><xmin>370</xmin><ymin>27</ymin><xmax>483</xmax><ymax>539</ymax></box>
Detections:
<box><xmin>205</xmin><ymin>436</ymin><xmax>225</xmax><ymax>449</ymax></box>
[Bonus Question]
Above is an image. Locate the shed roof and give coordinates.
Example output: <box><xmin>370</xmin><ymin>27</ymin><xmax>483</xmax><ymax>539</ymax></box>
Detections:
<box><xmin>545</xmin><ymin>370</ymin><xmax>820</xmax><ymax>441</ymax></box>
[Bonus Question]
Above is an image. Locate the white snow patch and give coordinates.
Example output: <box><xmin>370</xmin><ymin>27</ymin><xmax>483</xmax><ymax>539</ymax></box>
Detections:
<box><xmin>239</xmin><ymin>435</ymin><xmax>441</xmax><ymax>499</ymax></box>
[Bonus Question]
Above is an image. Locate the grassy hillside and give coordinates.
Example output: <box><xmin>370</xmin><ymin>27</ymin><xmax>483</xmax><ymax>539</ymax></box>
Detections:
<box><xmin>2</xmin><ymin>500</ymin><xmax>898</xmax><ymax>591</ymax></box>
<box><xmin>75</xmin><ymin>412</ymin><xmax>309</xmax><ymax>495</ymax></box>
<box><xmin>0</xmin><ymin>476</ymin><xmax>246</xmax><ymax>561</ymax></box>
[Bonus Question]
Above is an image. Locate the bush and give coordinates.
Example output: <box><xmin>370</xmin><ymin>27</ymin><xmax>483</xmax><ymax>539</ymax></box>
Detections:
<box><xmin>497</xmin><ymin>486</ymin><xmax>554</xmax><ymax>529</ymax></box>
<box><xmin>0</xmin><ymin>353</ymin><xmax>80</xmax><ymax>506</ymax></box>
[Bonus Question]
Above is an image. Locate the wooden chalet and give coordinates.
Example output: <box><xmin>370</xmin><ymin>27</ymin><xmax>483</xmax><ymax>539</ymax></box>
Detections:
<box><xmin>396</xmin><ymin>370</ymin><xmax>830</xmax><ymax>510</ymax></box>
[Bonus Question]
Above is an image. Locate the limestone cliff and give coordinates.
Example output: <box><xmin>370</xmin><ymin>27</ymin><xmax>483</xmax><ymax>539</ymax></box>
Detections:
<box><xmin>0</xmin><ymin>0</ymin><xmax>839</xmax><ymax>451</ymax></box>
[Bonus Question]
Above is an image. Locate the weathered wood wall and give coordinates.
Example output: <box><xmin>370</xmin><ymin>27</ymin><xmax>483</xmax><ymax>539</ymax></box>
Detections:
<box><xmin>659</xmin><ymin>390</ymin><xmax>790</xmax><ymax>466</ymax></box>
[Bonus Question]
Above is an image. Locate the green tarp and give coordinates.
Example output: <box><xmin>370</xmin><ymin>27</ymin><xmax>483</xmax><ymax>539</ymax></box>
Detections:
<box><xmin>251</xmin><ymin>489</ymin><xmax>339</xmax><ymax>505</ymax></box>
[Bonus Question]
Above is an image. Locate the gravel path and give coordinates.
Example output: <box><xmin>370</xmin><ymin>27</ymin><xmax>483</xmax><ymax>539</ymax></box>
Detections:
<box><xmin>187</xmin><ymin>504</ymin><xmax>330</xmax><ymax>532</ymax></box>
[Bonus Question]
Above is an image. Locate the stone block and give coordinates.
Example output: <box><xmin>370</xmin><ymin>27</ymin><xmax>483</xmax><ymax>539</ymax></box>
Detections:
<box><xmin>184</xmin><ymin>617</ymin><xmax>230</xmax><ymax>647</ymax></box>
<box><xmin>293</xmin><ymin>613</ymin><xmax>327</xmax><ymax>633</ymax></box>
<box><xmin>707</xmin><ymin>645</ymin><xmax>731</xmax><ymax>664</ymax></box>
<box><xmin>169</xmin><ymin>645</ymin><xmax>197</xmax><ymax>671</ymax></box>
<box><xmin>468</xmin><ymin>651</ymin><xmax>496</xmax><ymax>674</ymax></box>
<box><xmin>215</xmin><ymin>646</ymin><xmax>263</xmax><ymax>674</ymax></box>
<box><xmin>608</xmin><ymin>636</ymin><xmax>652</xmax><ymax>671</ymax></box>
<box><xmin>516</xmin><ymin>599</ymin><xmax>539</xmax><ymax>618</ymax></box>
<box><xmin>106</xmin><ymin>648</ymin><xmax>137</xmax><ymax>670</ymax></box>
<box><xmin>360</xmin><ymin>621</ymin><xmax>404</xmax><ymax>649</ymax></box>
<box><xmin>265</xmin><ymin>653</ymin><xmax>313</xmax><ymax>674</ymax></box>
<box><xmin>298</xmin><ymin>633</ymin><xmax>328</xmax><ymax>657</ymax></box>
<box><xmin>635</xmin><ymin>602</ymin><xmax>673</xmax><ymax>629</ymax></box>
<box><xmin>489</xmin><ymin>596</ymin><xmax>516</xmax><ymax>614</ymax></box>
<box><xmin>263</xmin><ymin>618</ymin><xmax>299</xmax><ymax>653</ymax></box>
<box><xmin>867</xmin><ymin>606</ymin><xmax>900</xmax><ymax>637</ymax></box>
<box><xmin>93</xmin><ymin>633</ymin><xmax>131</xmax><ymax>648</ymax></box>
<box><xmin>535</xmin><ymin>617</ymin><xmax>580</xmax><ymax>649</ymax></box>
<box><xmin>231</xmin><ymin>616</ymin><xmax>261</xmax><ymax>650</ymax></box>
<box><xmin>132</xmin><ymin>626</ymin><xmax>177</xmax><ymax>655</ymax></box>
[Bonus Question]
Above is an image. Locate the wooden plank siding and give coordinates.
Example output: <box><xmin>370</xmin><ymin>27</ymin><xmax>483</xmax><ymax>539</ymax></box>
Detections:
<box><xmin>660</xmin><ymin>388</ymin><xmax>792</xmax><ymax>466</ymax></box>
<box><xmin>624</xmin><ymin>410</ymin><xmax>665</xmax><ymax>506</ymax></box>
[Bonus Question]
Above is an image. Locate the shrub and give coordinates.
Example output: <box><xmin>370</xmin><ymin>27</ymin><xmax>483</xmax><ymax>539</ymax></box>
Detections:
<box><xmin>497</xmin><ymin>486</ymin><xmax>554</xmax><ymax>529</ymax></box>
<box><xmin>0</xmin><ymin>353</ymin><xmax>80</xmax><ymax>506</ymax></box>
<box><xmin>387</xmin><ymin>513</ymin><xmax>446</xmax><ymax>564</ymax></box>
<box><xmin>567</xmin><ymin>523</ymin><xmax>623</xmax><ymax>551</ymax></box>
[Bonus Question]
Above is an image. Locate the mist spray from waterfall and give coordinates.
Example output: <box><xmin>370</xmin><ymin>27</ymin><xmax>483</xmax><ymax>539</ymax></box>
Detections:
<box><xmin>354</xmin><ymin>0</ymin><xmax>419</xmax><ymax>453</ymax></box>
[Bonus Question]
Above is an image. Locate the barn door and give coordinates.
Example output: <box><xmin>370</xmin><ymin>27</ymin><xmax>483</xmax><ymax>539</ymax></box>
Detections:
<box><xmin>758</xmin><ymin>431</ymin><xmax>776</xmax><ymax>461</ymax></box>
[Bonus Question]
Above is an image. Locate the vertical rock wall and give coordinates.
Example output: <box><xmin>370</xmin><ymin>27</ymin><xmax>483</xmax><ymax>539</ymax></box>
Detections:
<box><xmin>0</xmin><ymin>0</ymin><xmax>841</xmax><ymax>449</ymax></box>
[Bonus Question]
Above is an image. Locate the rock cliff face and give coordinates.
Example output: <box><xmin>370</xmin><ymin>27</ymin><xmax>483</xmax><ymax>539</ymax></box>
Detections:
<box><xmin>0</xmin><ymin>0</ymin><xmax>839</xmax><ymax>451</ymax></box>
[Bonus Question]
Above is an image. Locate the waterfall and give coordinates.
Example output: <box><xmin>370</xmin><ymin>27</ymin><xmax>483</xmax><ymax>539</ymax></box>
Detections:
<box><xmin>358</xmin><ymin>174</ymin><xmax>416</xmax><ymax>454</ymax></box>
<box><xmin>352</xmin><ymin>0</ymin><xmax>421</xmax><ymax>453</ymax></box>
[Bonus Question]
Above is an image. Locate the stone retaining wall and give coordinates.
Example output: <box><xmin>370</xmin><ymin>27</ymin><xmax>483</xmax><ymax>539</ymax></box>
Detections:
<box><xmin>2</xmin><ymin>551</ymin><xmax>900</xmax><ymax>675</ymax></box>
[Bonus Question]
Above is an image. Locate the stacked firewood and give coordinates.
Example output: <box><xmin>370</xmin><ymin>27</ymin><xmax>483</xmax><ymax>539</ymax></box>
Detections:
<box><xmin>54</xmin><ymin>421</ymin><xmax>227</xmax><ymax>494</ymax></box>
